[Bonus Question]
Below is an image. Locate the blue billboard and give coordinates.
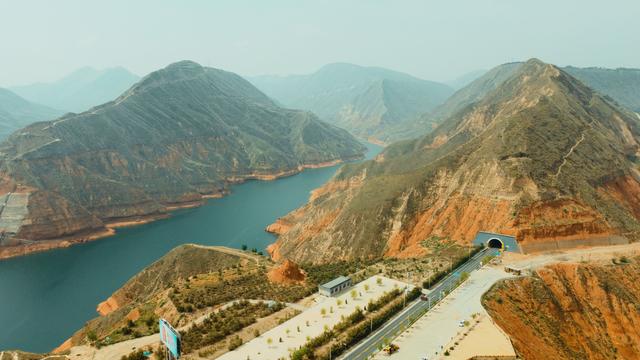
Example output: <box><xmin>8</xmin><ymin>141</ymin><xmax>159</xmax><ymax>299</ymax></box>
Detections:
<box><xmin>159</xmin><ymin>318</ymin><xmax>181</xmax><ymax>358</ymax></box>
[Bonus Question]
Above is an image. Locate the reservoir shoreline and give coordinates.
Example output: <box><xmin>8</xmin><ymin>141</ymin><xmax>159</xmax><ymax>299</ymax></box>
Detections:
<box><xmin>0</xmin><ymin>142</ymin><xmax>381</xmax><ymax>353</ymax></box>
<box><xmin>0</xmin><ymin>155</ymin><xmax>362</xmax><ymax>261</ymax></box>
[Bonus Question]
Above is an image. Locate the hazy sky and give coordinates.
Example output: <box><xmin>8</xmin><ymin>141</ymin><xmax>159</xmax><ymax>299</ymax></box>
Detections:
<box><xmin>1</xmin><ymin>0</ymin><xmax>638</xmax><ymax>86</ymax></box>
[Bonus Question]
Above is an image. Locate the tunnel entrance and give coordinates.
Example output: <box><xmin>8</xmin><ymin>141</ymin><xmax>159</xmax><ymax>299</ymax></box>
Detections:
<box><xmin>487</xmin><ymin>238</ymin><xmax>504</xmax><ymax>250</ymax></box>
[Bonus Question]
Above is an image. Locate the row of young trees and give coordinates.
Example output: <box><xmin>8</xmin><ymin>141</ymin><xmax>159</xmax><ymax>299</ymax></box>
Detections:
<box><xmin>180</xmin><ymin>300</ymin><xmax>284</xmax><ymax>353</ymax></box>
<box><xmin>422</xmin><ymin>246</ymin><xmax>484</xmax><ymax>289</ymax></box>
<box><xmin>290</xmin><ymin>287</ymin><xmax>421</xmax><ymax>360</ymax></box>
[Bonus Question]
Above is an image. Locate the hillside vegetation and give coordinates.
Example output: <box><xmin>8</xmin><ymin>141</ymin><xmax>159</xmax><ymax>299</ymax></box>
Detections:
<box><xmin>0</xmin><ymin>60</ymin><xmax>365</xmax><ymax>249</ymax></box>
<box><xmin>64</xmin><ymin>244</ymin><xmax>392</xmax><ymax>356</ymax></box>
<box><xmin>268</xmin><ymin>59</ymin><xmax>640</xmax><ymax>264</ymax></box>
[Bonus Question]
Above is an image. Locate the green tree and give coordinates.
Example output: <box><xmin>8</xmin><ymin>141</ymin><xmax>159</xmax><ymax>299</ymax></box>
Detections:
<box><xmin>87</xmin><ymin>330</ymin><xmax>97</xmax><ymax>342</ymax></box>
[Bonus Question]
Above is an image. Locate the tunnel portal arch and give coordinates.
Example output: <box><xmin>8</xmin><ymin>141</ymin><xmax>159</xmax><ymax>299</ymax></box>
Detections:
<box><xmin>487</xmin><ymin>238</ymin><xmax>505</xmax><ymax>250</ymax></box>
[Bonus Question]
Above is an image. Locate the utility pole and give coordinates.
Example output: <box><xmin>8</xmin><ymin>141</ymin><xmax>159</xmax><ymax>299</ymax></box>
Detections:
<box><xmin>403</xmin><ymin>287</ymin><xmax>407</xmax><ymax>307</ymax></box>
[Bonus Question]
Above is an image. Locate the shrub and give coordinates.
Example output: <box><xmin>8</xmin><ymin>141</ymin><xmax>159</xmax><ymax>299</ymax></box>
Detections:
<box><xmin>180</xmin><ymin>300</ymin><xmax>283</xmax><ymax>353</ymax></box>
<box><xmin>87</xmin><ymin>330</ymin><xmax>97</xmax><ymax>342</ymax></box>
<box><xmin>228</xmin><ymin>335</ymin><xmax>243</xmax><ymax>350</ymax></box>
<box><xmin>121</xmin><ymin>349</ymin><xmax>146</xmax><ymax>360</ymax></box>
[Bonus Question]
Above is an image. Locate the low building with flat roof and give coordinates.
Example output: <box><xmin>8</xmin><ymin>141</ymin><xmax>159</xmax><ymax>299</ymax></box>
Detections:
<box><xmin>319</xmin><ymin>276</ymin><xmax>352</xmax><ymax>297</ymax></box>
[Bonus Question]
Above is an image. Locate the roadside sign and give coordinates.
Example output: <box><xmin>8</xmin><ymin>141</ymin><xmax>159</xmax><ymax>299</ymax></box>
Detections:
<box><xmin>159</xmin><ymin>318</ymin><xmax>181</xmax><ymax>359</ymax></box>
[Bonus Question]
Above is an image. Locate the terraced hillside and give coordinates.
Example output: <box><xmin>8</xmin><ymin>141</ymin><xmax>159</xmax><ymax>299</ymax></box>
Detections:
<box><xmin>0</xmin><ymin>60</ymin><xmax>365</xmax><ymax>254</ymax></box>
<box><xmin>268</xmin><ymin>59</ymin><xmax>640</xmax><ymax>264</ymax></box>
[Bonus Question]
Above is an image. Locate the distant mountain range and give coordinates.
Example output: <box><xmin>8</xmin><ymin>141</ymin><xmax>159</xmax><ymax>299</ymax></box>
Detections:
<box><xmin>0</xmin><ymin>60</ymin><xmax>365</xmax><ymax>253</ymax></box>
<box><xmin>564</xmin><ymin>66</ymin><xmax>640</xmax><ymax>112</ymax></box>
<box><xmin>445</xmin><ymin>69</ymin><xmax>487</xmax><ymax>90</ymax></box>
<box><xmin>248</xmin><ymin>63</ymin><xmax>454</xmax><ymax>143</ymax></box>
<box><xmin>0</xmin><ymin>88</ymin><xmax>62</xmax><ymax>140</ymax></box>
<box><xmin>10</xmin><ymin>66</ymin><xmax>140</xmax><ymax>113</ymax></box>
<box><xmin>268</xmin><ymin>59</ymin><xmax>640</xmax><ymax>264</ymax></box>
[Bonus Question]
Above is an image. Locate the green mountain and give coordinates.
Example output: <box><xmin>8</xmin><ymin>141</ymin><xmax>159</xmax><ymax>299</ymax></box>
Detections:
<box><xmin>0</xmin><ymin>88</ymin><xmax>62</xmax><ymax>140</ymax></box>
<box><xmin>249</xmin><ymin>63</ymin><xmax>454</xmax><ymax>143</ymax></box>
<box><xmin>564</xmin><ymin>66</ymin><xmax>640</xmax><ymax>112</ymax></box>
<box><xmin>0</xmin><ymin>60</ymin><xmax>365</xmax><ymax>246</ymax></box>
<box><xmin>268</xmin><ymin>59</ymin><xmax>640</xmax><ymax>264</ymax></box>
<box><xmin>10</xmin><ymin>66</ymin><xmax>140</xmax><ymax>113</ymax></box>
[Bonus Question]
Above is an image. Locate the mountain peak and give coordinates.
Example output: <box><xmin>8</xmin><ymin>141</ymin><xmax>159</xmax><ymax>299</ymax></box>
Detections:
<box><xmin>165</xmin><ymin>60</ymin><xmax>204</xmax><ymax>71</ymax></box>
<box><xmin>130</xmin><ymin>61</ymin><xmax>210</xmax><ymax>93</ymax></box>
<box><xmin>267</xmin><ymin>59</ymin><xmax>640</xmax><ymax>264</ymax></box>
<box><xmin>523</xmin><ymin>57</ymin><xmax>547</xmax><ymax>66</ymax></box>
<box><xmin>505</xmin><ymin>58</ymin><xmax>559</xmax><ymax>82</ymax></box>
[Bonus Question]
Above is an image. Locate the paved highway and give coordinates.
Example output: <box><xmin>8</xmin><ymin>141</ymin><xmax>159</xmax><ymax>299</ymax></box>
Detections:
<box><xmin>339</xmin><ymin>247</ymin><xmax>494</xmax><ymax>360</ymax></box>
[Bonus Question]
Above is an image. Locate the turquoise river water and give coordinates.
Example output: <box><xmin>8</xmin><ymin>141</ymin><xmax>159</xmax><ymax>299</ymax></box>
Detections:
<box><xmin>0</xmin><ymin>143</ymin><xmax>382</xmax><ymax>352</ymax></box>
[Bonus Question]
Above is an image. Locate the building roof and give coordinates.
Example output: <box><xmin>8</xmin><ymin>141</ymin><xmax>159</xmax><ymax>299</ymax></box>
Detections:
<box><xmin>320</xmin><ymin>276</ymin><xmax>351</xmax><ymax>289</ymax></box>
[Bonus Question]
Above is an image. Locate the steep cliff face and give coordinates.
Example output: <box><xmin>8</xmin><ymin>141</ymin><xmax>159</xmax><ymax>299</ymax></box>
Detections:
<box><xmin>0</xmin><ymin>61</ymin><xmax>365</xmax><ymax>248</ymax></box>
<box><xmin>483</xmin><ymin>260</ymin><xmax>640</xmax><ymax>360</ymax></box>
<box><xmin>269</xmin><ymin>59</ymin><xmax>640</xmax><ymax>264</ymax></box>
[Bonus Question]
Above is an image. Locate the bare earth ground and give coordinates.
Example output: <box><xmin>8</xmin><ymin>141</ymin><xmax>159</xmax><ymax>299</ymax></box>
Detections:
<box><xmin>438</xmin><ymin>314</ymin><xmax>515</xmax><ymax>360</ymax></box>
<box><xmin>503</xmin><ymin>242</ymin><xmax>640</xmax><ymax>269</ymax></box>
